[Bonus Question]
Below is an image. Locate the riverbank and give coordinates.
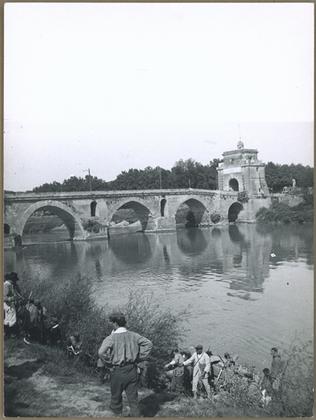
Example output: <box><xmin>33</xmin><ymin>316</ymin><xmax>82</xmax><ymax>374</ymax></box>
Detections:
<box><xmin>3</xmin><ymin>337</ymin><xmax>265</xmax><ymax>417</ymax></box>
<box><xmin>4</xmin><ymin>337</ymin><xmax>158</xmax><ymax>417</ymax></box>
<box><xmin>4</xmin><ymin>335</ymin><xmax>313</xmax><ymax>417</ymax></box>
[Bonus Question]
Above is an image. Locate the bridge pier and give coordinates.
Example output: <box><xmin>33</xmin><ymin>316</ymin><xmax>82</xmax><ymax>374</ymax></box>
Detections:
<box><xmin>145</xmin><ymin>216</ymin><xmax>177</xmax><ymax>232</ymax></box>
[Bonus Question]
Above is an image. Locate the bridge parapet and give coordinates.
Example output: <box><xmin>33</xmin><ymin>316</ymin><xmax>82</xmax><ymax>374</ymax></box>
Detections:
<box><xmin>4</xmin><ymin>188</ymin><xmax>222</xmax><ymax>202</ymax></box>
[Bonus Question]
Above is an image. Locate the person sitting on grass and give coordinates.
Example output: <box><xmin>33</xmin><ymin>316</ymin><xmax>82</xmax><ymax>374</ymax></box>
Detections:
<box><xmin>67</xmin><ymin>332</ymin><xmax>83</xmax><ymax>358</ymax></box>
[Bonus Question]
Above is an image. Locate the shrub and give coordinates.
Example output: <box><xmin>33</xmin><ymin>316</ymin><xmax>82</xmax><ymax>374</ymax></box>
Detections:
<box><xmin>120</xmin><ymin>289</ymin><xmax>188</xmax><ymax>364</ymax></box>
<box><xmin>237</xmin><ymin>191</ymin><xmax>249</xmax><ymax>203</ymax></box>
<box><xmin>256</xmin><ymin>200</ymin><xmax>314</xmax><ymax>224</ymax></box>
<box><xmin>82</xmin><ymin>219</ymin><xmax>101</xmax><ymax>233</ymax></box>
<box><xmin>275</xmin><ymin>338</ymin><xmax>314</xmax><ymax>416</ymax></box>
<box><xmin>211</xmin><ymin>213</ymin><xmax>221</xmax><ymax>224</ymax></box>
<box><xmin>18</xmin><ymin>277</ymin><xmax>188</xmax><ymax>381</ymax></box>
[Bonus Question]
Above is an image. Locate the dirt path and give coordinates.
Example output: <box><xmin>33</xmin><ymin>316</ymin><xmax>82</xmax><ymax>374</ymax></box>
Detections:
<box><xmin>4</xmin><ymin>339</ymin><xmax>174</xmax><ymax>417</ymax></box>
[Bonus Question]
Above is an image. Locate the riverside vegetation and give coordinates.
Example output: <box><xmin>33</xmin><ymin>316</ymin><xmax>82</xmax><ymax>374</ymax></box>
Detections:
<box><xmin>4</xmin><ymin>274</ymin><xmax>314</xmax><ymax>417</ymax></box>
<box><xmin>256</xmin><ymin>192</ymin><xmax>313</xmax><ymax>224</ymax></box>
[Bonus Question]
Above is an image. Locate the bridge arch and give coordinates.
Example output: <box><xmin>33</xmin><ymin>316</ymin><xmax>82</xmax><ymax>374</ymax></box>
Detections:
<box><xmin>18</xmin><ymin>200</ymin><xmax>86</xmax><ymax>242</ymax></box>
<box><xmin>228</xmin><ymin>202</ymin><xmax>243</xmax><ymax>223</ymax></box>
<box><xmin>109</xmin><ymin>200</ymin><xmax>152</xmax><ymax>231</ymax></box>
<box><xmin>175</xmin><ymin>198</ymin><xmax>208</xmax><ymax>228</ymax></box>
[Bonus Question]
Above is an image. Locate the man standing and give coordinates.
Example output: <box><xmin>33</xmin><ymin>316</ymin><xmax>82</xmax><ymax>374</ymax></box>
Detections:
<box><xmin>98</xmin><ymin>312</ymin><xmax>152</xmax><ymax>416</ymax></box>
<box><xmin>183</xmin><ymin>344</ymin><xmax>211</xmax><ymax>399</ymax></box>
<box><xmin>270</xmin><ymin>347</ymin><xmax>283</xmax><ymax>394</ymax></box>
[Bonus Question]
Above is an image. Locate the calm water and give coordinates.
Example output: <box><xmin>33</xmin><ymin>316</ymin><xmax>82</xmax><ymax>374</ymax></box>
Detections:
<box><xmin>4</xmin><ymin>224</ymin><xmax>313</xmax><ymax>369</ymax></box>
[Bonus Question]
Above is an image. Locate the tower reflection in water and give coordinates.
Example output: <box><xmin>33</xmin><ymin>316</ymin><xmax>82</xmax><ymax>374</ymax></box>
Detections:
<box><xmin>174</xmin><ymin>224</ymin><xmax>272</xmax><ymax>297</ymax></box>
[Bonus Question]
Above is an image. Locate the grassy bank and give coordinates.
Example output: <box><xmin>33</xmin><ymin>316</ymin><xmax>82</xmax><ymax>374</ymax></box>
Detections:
<box><xmin>5</xmin><ymin>335</ymin><xmax>313</xmax><ymax>417</ymax></box>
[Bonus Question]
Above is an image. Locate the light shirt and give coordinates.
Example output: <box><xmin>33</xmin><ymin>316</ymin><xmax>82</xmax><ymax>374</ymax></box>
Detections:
<box><xmin>168</xmin><ymin>352</ymin><xmax>184</xmax><ymax>366</ymax></box>
<box><xmin>183</xmin><ymin>351</ymin><xmax>210</xmax><ymax>376</ymax></box>
<box><xmin>98</xmin><ymin>328</ymin><xmax>152</xmax><ymax>366</ymax></box>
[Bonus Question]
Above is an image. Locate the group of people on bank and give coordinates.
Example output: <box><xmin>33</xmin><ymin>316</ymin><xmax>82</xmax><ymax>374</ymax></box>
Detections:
<box><xmin>163</xmin><ymin>344</ymin><xmax>284</xmax><ymax>406</ymax></box>
<box><xmin>96</xmin><ymin>313</ymin><xmax>285</xmax><ymax>415</ymax></box>
<box><xmin>4</xmin><ymin>271</ymin><xmax>285</xmax><ymax>416</ymax></box>
<box><xmin>4</xmin><ymin>272</ymin><xmax>61</xmax><ymax>345</ymax></box>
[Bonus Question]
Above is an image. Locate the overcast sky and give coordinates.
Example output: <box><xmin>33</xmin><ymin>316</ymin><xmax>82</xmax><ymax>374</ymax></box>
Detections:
<box><xmin>4</xmin><ymin>3</ymin><xmax>314</xmax><ymax>191</ymax></box>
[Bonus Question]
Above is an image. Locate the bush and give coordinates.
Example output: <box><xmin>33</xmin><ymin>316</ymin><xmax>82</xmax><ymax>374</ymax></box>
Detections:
<box><xmin>82</xmin><ymin>219</ymin><xmax>101</xmax><ymax>233</ymax></box>
<box><xmin>120</xmin><ymin>289</ymin><xmax>188</xmax><ymax>364</ymax></box>
<box><xmin>256</xmin><ymin>200</ymin><xmax>313</xmax><ymax>224</ymax></box>
<box><xmin>237</xmin><ymin>191</ymin><xmax>249</xmax><ymax>203</ymax></box>
<box><xmin>275</xmin><ymin>338</ymin><xmax>314</xmax><ymax>416</ymax></box>
<box><xmin>211</xmin><ymin>213</ymin><xmax>221</xmax><ymax>224</ymax></box>
<box><xmin>19</xmin><ymin>277</ymin><xmax>188</xmax><ymax>381</ymax></box>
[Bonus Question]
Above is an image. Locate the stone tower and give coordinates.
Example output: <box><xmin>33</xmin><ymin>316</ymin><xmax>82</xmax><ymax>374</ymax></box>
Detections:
<box><xmin>217</xmin><ymin>141</ymin><xmax>269</xmax><ymax>195</ymax></box>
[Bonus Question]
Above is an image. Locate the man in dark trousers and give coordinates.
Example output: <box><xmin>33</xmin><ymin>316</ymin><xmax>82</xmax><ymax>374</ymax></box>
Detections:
<box><xmin>98</xmin><ymin>312</ymin><xmax>152</xmax><ymax>416</ymax></box>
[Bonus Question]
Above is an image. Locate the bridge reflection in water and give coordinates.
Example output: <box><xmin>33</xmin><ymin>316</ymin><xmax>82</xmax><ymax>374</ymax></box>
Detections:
<box><xmin>4</xmin><ymin>223</ymin><xmax>313</xmax><ymax>367</ymax></box>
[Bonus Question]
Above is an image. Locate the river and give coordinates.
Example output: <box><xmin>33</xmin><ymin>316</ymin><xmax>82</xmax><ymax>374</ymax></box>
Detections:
<box><xmin>4</xmin><ymin>223</ymin><xmax>313</xmax><ymax>370</ymax></box>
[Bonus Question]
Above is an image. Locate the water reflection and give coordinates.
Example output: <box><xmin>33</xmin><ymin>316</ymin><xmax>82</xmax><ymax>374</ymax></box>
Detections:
<box><xmin>222</xmin><ymin>224</ymin><xmax>272</xmax><ymax>295</ymax></box>
<box><xmin>162</xmin><ymin>245</ymin><xmax>170</xmax><ymax>265</ymax></box>
<box><xmin>95</xmin><ymin>259</ymin><xmax>102</xmax><ymax>280</ymax></box>
<box><xmin>211</xmin><ymin>227</ymin><xmax>221</xmax><ymax>238</ymax></box>
<box><xmin>4</xmin><ymin>223</ymin><xmax>313</xmax><ymax>366</ymax></box>
<box><xmin>228</xmin><ymin>224</ymin><xmax>247</xmax><ymax>244</ymax></box>
<box><xmin>109</xmin><ymin>233</ymin><xmax>152</xmax><ymax>264</ymax></box>
<box><xmin>176</xmin><ymin>228</ymin><xmax>208</xmax><ymax>256</ymax></box>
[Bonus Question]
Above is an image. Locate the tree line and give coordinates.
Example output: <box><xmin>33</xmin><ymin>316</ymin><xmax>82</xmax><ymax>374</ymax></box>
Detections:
<box><xmin>30</xmin><ymin>159</ymin><xmax>313</xmax><ymax>193</ymax></box>
<box><xmin>265</xmin><ymin>162</ymin><xmax>313</xmax><ymax>193</ymax></box>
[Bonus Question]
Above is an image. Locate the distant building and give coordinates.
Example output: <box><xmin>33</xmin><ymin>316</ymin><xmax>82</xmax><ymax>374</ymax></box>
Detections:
<box><xmin>217</xmin><ymin>142</ymin><xmax>269</xmax><ymax>196</ymax></box>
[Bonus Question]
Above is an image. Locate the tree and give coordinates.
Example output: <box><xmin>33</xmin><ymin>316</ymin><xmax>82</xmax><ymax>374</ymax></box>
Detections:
<box><xmin>31</xmin><ymin>160</ymin><xmax>312</xmax><ymax>194</ymax></box>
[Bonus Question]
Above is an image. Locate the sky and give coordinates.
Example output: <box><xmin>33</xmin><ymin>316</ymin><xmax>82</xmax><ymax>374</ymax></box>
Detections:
<box><xmin>4</xmin><ymin>3</ymin><xmax>314</xmax><ymax>191</ymax></box>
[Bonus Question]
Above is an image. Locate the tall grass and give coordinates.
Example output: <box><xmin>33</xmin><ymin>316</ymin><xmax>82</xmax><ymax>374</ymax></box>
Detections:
<box><xmin>18</xmin><ymin>275</ymin><xmax>187</xmax><ymax>374</ymax></box>
<box><xmin>274</xmin><ymin>338</ymin><xmax>314</xmax><ymax>416</ymax></box>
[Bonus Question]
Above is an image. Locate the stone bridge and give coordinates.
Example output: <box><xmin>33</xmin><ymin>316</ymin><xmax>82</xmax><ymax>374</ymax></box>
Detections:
<box><xmin>4</xmin><ymin>188</ymin><xmax>271</xmax><ymax>246</ymax></box>
<box><xmin>4</xmin><ymin>143</ymin><xmax>272</xmax><ymax>246</ymax></box>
